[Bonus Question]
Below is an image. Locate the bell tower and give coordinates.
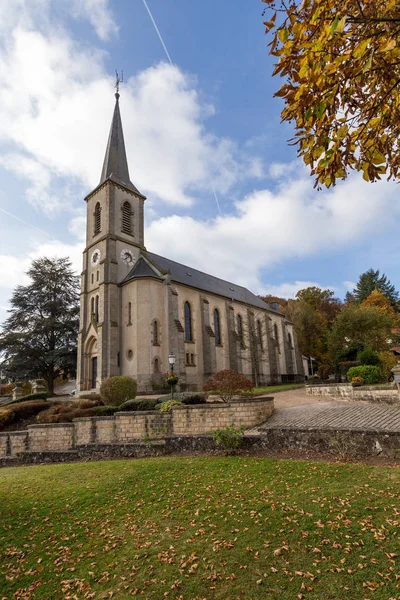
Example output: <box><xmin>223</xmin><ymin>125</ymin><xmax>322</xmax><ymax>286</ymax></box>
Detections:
<box><xmin>76</xmin><ymin>90</ymin><xmax>146</xmax><ymax>392</ymax></box>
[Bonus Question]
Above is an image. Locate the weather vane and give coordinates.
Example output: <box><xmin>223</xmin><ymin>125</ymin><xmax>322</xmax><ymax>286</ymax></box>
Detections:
<box><xmin>115</xmin><ymin>69</ymin><xmax>124</xmax><ymax>95</ymax></box>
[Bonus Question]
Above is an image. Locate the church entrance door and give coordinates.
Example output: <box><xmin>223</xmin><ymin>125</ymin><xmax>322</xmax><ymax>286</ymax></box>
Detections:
<box><xmin>91</xmin><ymin>357</ymin><xmax>98</xmax><ymax>389</ymax></box>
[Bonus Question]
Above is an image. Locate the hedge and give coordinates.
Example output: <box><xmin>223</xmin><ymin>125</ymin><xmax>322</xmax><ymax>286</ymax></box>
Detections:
<box><xmin>347</xmin><ymin>365</ymin><xmax>382</xmax><ymax>385</ymax></box>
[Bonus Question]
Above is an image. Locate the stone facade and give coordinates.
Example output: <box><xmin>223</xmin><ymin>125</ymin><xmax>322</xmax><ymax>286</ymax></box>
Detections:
<box><xmin>76</xmin><ymin>93</ymin><xmax>304</xmax><ymax>394</ymax></box>
<box><xmin>306</xmin><ymin>384</ymin><xmax>399</xmax><ymax>405</ymax></box>
<box><xmin>0</xmin><ymin>398</ymin><xmax>273</xmax><ymax>459</ymax></box>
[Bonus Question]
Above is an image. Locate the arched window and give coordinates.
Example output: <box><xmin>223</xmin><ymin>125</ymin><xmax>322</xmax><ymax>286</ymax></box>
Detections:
<box><xmin>121</xmin><ymin>201</ymin><xmax>132</xmax><ymax>234</ymax></box>
<box><xmin>257</xmin><ymin>319</ymin><xmax>263</xmax><ymax>350</ymax></box>
<box><xmin>154</xmin><ymin>358</ymin><xmax>160</xmax><ymax>373</ymax></box>
<box><xmin>184</xmin><ymin>301</ymin><xmax>192</xmax><ymax>342</ymax></box>
<box><xmin>94</xmin><ymin>202</ymin><xmax>101</xmax><ymax>234</ymax></box>
<box><xmin>95</xmin><ymin>295</ymin><xmax>99</xmax><ymax>323</ymax></box>
<box><xmin>91</xmin><ymin>297</ymin><xmax>95</xmax><ymax>316</ymax></box>
<box><xmin>288</xmin><ymin>332</ymin><xmax>293</xmax><ymax>347</ymax></box>
<box><xmin>214</xmin><ymin>308</ymin><xmax>221</xmax><ymax>345</ymax></box>
<box><xmin>153</xmin><ymin>320</ymin><xmax>159</xmax><ymax>345</ymax></box>
<box><xmin>273</xmin><ymin>323</ymin><xmax>279</xmax><ymax>342</ymax></box>
<box><xmin>237</xmin><ymin>314</ymin><xmax>243</xmax><ymax>341</ymax></box>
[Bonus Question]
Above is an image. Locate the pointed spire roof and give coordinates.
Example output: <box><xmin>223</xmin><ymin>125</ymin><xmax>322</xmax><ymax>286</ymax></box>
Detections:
<box><xmin>99</xmin><ymin>92</ymin><xmax>144</xmax><ymax>197</ymax></box>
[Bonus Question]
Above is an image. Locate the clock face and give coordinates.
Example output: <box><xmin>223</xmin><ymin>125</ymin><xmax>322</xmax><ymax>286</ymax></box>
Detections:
<box><xmin>121</xmin><ymin>249</ymin><xmax>135</xmax><ymax>265</ymax></box>
<box><xmin>91</xmin><ymin>249</ymin><xmax>101</xmax><ymax>265</ymax></box>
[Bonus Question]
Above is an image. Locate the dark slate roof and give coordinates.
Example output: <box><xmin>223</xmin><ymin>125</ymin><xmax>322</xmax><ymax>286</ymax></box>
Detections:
<box><xmin>121</xmin><ymin>257</ymin><xmax>163</xmax><ymax>283</ymax></box>
<box><xmin>99</xmin><ymin>93</ymin><xmax>144</xmax><ymax>197</ymax></box>
<box><xmin>143</xmin><ymin>252</ymin><xmax>276</xmax><ymax>311</ymax></box>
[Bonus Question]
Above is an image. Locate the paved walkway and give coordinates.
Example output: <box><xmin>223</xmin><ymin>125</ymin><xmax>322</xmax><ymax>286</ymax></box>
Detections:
<box><xmin>253</xmin><ymin>388</ymin><xmax>400</xmax><ymax>433</ymax></box>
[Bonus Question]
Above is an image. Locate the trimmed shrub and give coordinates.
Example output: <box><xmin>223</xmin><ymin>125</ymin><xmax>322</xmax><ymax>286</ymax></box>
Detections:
<box><xmin>100</xmin><ymin>376</ymin><xmax>137</xmax><ymax>406</ymax></box>
<box><xmin>203</xmin><ymin>370</ymin><xmax>253</xmax><ymax>402</ymax></box>
<box><xmin>90</xmin><ymin>405</ymin><xmax>119</xmax><ymax>417</ymax></box>
<box><xmin>347</xmin><ymin>365</ymin><xmax>382</xmax><ymax>385</ymax></box>
<box><xmin>5</xmin><ymin>392</ymin><xmax>48</xmax><ymax>405</ymax></box>
<box><xmin>10</xmin><ymin>400</ymin><xmax>49</xmax><ymax>420</ymax></box>
<box><xmin>378</xmin><ymin>351</ymin><xmax>397</xmax><ymax>383</ymax></box>
<box><xmin>357</xmin><ymin>348</ymin><xmax>380</xmax><ymax>366</ymax></box>
<box><xmin>212</xmin><ymin>425</ymin><xmax>244</xmax><ymax>455</ymax></box>
<box><xmin>156</xmin><ymin>392</ymin><xmax>206</xmax><ymax>405</ymax></box>
<box><xmin>158</xmin><ymin>400</ymin><xmax>184</xmax><ymax>412</ymax></box>
<box><xmin>78</xmin><ymin>393</ymin><xmax>103</xmax><ymax>402</ymax></box>
<box><xmin>76</xmin><ymin>398</ymin><xmax>103</xmax><ymax>409</ymax></box>
<box><xmin>0</xmin><ymin>409</ymin><xmax>14</xmax><ymax>428</ymax></box>
<box><xmin>120</xmin><ymin>398</ymin><xmax>159</xmax><ymax>412</ymax></box>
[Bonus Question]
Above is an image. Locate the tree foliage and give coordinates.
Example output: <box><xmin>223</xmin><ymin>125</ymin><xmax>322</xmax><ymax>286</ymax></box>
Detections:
<box><xmin>263</xmin><ymin>0</ymin><xmax>400</xmax><ymax>187</ymax></box>
<box><xmin>353</xmin><ymin>269</ymin><xmax>399</xmax><ymax>307</ymax></box>
<box><xmin>285</xmin><ymin>286</ymin><xmax>341</xmax><ymax>363</ymax></box>
<box><xmin>329</xmin><ymin>304</ymin><xmax>396</xmax><ymax>361</ymax></box>
<box><xmin>0</xmin><ymin>257</ymin><xmax>79</xmax><ymax>395</ymax></box>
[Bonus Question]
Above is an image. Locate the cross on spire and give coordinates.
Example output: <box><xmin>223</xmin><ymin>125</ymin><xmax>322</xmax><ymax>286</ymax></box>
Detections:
<box><xmin>115</xmin><ymin>69</ymin><xmax>123</xmax><ymax>97</ymax></box>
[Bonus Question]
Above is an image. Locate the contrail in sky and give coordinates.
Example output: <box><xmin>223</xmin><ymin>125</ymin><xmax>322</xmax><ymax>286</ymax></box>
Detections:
<box><xmin>0</xmin><ymin>206</ymin><xmax>52</xmax><ymax>238</ymax></box>
<box><xmin>141</xmin><ymin>0</ymin><xmax>222</xmax><ymax>216</ymax></box>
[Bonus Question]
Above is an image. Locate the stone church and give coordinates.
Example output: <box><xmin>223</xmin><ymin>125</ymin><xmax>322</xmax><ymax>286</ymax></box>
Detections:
<box><xmin>76</xmin><ymin>92</ymin><xmax>304</xmax><ymax>393</ymax></box>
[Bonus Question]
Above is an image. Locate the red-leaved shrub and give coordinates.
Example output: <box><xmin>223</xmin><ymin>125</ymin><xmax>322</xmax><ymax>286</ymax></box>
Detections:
<box><xmin>203</xmin><ymin>369</ymin><xmax>253</xmax><ymax>402</ymax></box>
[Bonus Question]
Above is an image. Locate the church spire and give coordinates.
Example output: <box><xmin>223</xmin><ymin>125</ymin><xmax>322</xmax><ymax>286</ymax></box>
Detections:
<box><xmin>99</xmin><ymin>90</ymin><xmax>143</xmax><ymax>196</ymax></box>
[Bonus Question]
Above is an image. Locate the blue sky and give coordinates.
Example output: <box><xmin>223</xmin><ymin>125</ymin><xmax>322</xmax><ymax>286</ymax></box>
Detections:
<box><xmin>1</xmin><ymin>0</ymin><xmax>400</xmax><ymax>324</ymax></box>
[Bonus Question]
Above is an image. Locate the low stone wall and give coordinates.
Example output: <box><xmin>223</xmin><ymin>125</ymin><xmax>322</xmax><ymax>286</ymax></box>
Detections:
<box><xmin>306</xmin><ymin>383</ymin><xmax>399</xmax><ymax>404</ymax></box>
<box><xmin>0</xmin><ymin>397</ymin><xmax>273</xmax><ymax>460</ymax></box>
<box><xmin>1</xmin><ymin>428</ymin><xmax>399</xmax><ymax>468</ymax></box>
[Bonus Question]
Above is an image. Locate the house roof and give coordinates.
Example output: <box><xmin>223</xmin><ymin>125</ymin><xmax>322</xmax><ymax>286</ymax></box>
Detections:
<box><xmin>99</xmin><ymin>93</ymin><xmax>144</xmax><ymax>197</ymax></box>
<box><xmin>133</xmin><ymin>251</ymin><xmax>279</xmax><ymax>312</ymax></box>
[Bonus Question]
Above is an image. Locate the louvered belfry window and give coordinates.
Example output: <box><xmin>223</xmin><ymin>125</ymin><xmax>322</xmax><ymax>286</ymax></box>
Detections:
<box><xmin>122</xmin><ymin>201</ymin><xmax>132</xmax><ymax>234</ymax></box>
<box><xmin>94</xmin><ymin>202</ymin><xmax>101</xmax><ymax>234</ymax></box>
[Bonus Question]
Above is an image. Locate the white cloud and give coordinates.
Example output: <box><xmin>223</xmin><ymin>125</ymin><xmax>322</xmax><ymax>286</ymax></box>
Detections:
<box><xmin>343</xmin><ymin>280</ymin><xmax>356</xmax><ymax>292</ymax></box>
<box><xmin>69</xmin><ymin>0</ymin><xmax>118</xmax><ymax>40</ymax></box>
<box><xmin>147</xmin><ymin>173</ymin><xmax>400</xmax><ymax>293</ymax></box>
<box><xmin>0</xmin><ymin>3</ymin><xmax>259</xmax><ymax>213</ymax></box>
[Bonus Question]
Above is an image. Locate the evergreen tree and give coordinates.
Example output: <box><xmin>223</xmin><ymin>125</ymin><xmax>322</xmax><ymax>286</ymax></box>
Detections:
<box><xmin>0</xmin><ymin>257</ymin><xmax>79</xmax><ymax>395</ymax></box>
<box><xmin>353</xmin><ymin>269</ymin><xmax>399</xmax><ymax>308</ymax></box>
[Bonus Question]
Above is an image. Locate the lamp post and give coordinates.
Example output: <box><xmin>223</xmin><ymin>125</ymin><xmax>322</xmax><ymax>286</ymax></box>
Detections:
<box><xmin>168</xmin><ymin>352</ymin><xmax>176</xmax><ymax>399</ymax></box>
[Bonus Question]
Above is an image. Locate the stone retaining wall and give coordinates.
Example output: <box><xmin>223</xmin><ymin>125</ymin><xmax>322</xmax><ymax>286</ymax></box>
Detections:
<box><xmin>1</xmin><ymin>428</ymin><xmax>399</xmax><ymax>468</ymax></box>
<box><xmin>306</xmin><ymin>384</ymin><xmax>399</xmax><ymax>404</ymax></box>
<box><xmin>0</xmin><ymin>397</ymin><xmax>273</xmax><ymax>459</ymax></box>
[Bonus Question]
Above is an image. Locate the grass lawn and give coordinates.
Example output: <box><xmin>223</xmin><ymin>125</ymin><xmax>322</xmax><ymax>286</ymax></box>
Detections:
<box><xmin>0</xmin><ymin>457</ymin><xmax>399</xmax><ymax>599</ymax></box>
<box><xmin>253</xmin><ymin>383</ymin><xmax>305</xmax><ymax>394</ymax></box>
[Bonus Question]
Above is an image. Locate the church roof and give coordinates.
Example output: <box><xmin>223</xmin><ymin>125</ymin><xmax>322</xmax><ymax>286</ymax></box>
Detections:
<box><xmin>121</xmin><ymin>256</ymin><xmax>163</xmax><ymax>282</ymax></box>
<box><xmin>99</xmin><ymin>93</ymin><xmax>144</xmax><ymax>197</ymax></box>
<box><xmin>135</xmin><ymin>252</ymin><xmax>278</xmax><ymax>312</ymax></box>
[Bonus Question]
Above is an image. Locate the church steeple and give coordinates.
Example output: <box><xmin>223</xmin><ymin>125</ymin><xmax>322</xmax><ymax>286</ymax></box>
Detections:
<box><xmin>100</xmin><ymin>92</ymin><xmax>143</xmax><ymax>197</ymax></box>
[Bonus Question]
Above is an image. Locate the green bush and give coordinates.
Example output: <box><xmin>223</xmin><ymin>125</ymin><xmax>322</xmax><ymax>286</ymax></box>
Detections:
<box><xmin>378</xmin><ymin>351</ymin><xmax>397</xmax><ymax>383</ymax></box>
<box><xmin>158</xmin><ymin>400</ymin><xmax>184</xmax><ymax>412</ymax></box>
<box><xmin>212</xmin><ymin>425</ymin><xmax>244</xmax><ymax>455</ymax></box>
<box><xmin>347</xmin><ymin>365</ymin><xmax>382</xmax><ymax>385</ymax></box>
<box><xmin>120</xmin><ymin>398</ymin><xmax>159</xmax><ymax>412</ymax></box>
<box><xmin>90</xmin><ymin>405</ymin><xmax>119</xmax><ymax>416</ymax></box>
<box><xmin>100</xmin><ymin>376</ymin><xmax>137</xmax><ymax>406</ymax></box>
<box><xmin>5</xmin><ymin>392</ymin><xmax>48</xmax><ymax>405</ymax></box>
<box><xmin>156</xmin><ymin>392</ymin><xmax>206</xmax><ymax>405</ymax></box>
<box><xmin>357</xmin><ymin>348</ymin><xmax>380</xmax><ymax>366</ymax></box>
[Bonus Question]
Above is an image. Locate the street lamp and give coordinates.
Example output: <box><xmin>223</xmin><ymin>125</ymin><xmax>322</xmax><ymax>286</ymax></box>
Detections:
<box><xmin>168</xmin><ymin>352</ymin><xmax>176</xmax><ymax>399</ymax></box>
